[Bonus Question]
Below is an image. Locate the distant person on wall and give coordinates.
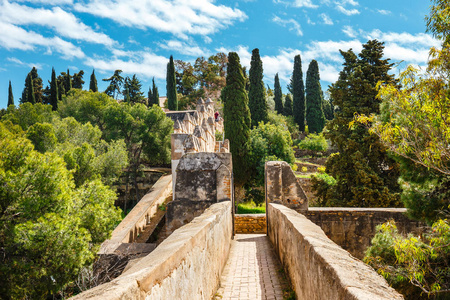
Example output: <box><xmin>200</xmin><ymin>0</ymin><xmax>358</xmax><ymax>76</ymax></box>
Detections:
<box><xmin>215</xmin><ymin>111</ymin><xmax>219</xmax><ymax>121</ymax></box>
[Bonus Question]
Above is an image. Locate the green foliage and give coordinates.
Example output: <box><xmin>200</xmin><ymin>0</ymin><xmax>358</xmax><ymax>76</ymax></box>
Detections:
<box><xmin>267</xmin><ymin>110</ymin><xmax>299</xmax><ymax>140</ymax></box>
<box><xmin>298</xmin><ymin>133</ymin><xmax>328</xmax><ymax>152</ymax></box>
<box><xmin>148</xmin><ymin>77</ymin><xmax>159</xmax><ymax>107</ymax></box>
<box><xmin>426</xmin><ymin>0</ymin><xmax>450</xmax><ymax>45</ymax></box>
<box><xmin>247</xmin><ymin>122</ymin><xmax>295</xmax><ymax>186</ymax></box>
<box><xmin>66</xmin><ymin>69</ymin><xmax>72</xmax><ymax>93</ymax></box>
<box><xmin>365</xmin><ymin>220</ymin><xmax>450</xmax><ymax>298</ymax></box>
<box><xmin>8</xmin><ymin>80</ymin><xmax>14</xmax><ymax>107</ymax></box>
<box><xmin>50</xmin><ymin>68</ymin><xmax>58</xmax><ymax>111</ymax></box>
<box><xmin>103</xmin><ymin>70</ymin><xmax>124</xmax><ymax>99</ymax></box>
<box><xmin>311</xmin><ymin>172</ymin><xmax>337</xmax><ymax>206</ymax></box>
<box><xmin>0</xmin><ymin>122</ymin><xmax>121</xmax><ymax>298</ymax></box>
<box><xmin>283</xmin><ymin>94</ymin><xmax>293</xmax><ymax>117</ymax></box>
<box><xmin>21</xmin><ymin>67</ymin><xmax>43</xmax><ymax>104</ymax></box>
<box><xmin>274</xmin><ymin>73</ymin><xmax>283</xmax><ymax>114</ymax></box>
<box><xmin>123</xmin><ymin>74</ymin><xmax>145</xmax><ymax>104</ymax></box>
<box><xmin>23</xmin><ymin>73</ymin><xmax>36</xmax><ymax>104</ymax></box>
<box><xmin>314</xmin><ymin>40</ymin><xmax>401</xmax><ymax>208</ymax></box>
<box><xmin>222</xmin><ymin>52</ymin><xmax>251</xmax><ymax>187</ymax></box>
<box><xmin>89</xmin><ymin>69</ymin><xmax>98</xmax><ymax>92</ymax></box>
<box><xmin>291</xmin><ymin>55</ymin><xmax>305</xmax><ymax>131</ymax></box>
<box><xmin>248</xmin><ymin>48</ymin><xmax>268</xmax><ymax>127</ymax></box>
<box><xmin>237</xmin><ymin>201</ymin><xmax>266</xmax><ymax>214</ymax></box>
<box><xmin>323</xmin><ymin>96</ymin><xmax>334</xmax><ymax>120</ymax></box>
<box><xmin>2</xmin><ymin>102</ymin><xmax>57</xmax><ymax>130</ymax></box>
<box><xmin>72</xmin><ymin>70</ymin><xmax>84</xmax><ymax>89</ymax></box>
<box><xmin>244</xmin><ymin>188</ymin><xmax>265</xmax><ymax>207</ymax></box>
<box><xmin>305</xmin><ymin>60</ymin><xmax>325</xmax><ymax>133</ymax></box>
<box><xmin>167</xmin><ymin>55</ymin><xmax>178</xmax><ymax>110</ymax></box>
<box><xmin>26</xmin><ymin>122</ymin><xmax>57</xmax><ymax>153</ymax></box>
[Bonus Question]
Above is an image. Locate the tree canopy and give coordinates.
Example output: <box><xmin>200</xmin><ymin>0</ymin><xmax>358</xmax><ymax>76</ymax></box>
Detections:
<box><xmin>248</xmin><ymin>48</ymin><xmax>268</xmax><ymax>127</ymax></box>
<box><xmin>305</xmin><ymin>60</ymin><xmax>325</xmax><ymax>133</ymax></box>
<box><xmin>290</xmin><ymin>55</ymin><xmax>305</xmax><ymax>131</ymax></box>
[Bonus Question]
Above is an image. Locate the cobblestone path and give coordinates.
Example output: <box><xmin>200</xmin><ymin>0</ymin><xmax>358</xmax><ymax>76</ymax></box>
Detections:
<box><xmin>214</xmin><ymin>234</ymin><xmax>291</xmax><ymax>300</ymax></box>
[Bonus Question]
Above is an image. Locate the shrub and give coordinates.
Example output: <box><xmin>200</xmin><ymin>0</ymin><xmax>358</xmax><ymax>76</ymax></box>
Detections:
<box><xmin>298</xmin><ymin>133</ymin><xmax>328</xmax><ymax>152</ymax></box>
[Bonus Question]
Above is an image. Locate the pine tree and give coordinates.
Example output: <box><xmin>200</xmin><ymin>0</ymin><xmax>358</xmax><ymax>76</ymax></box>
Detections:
<box><xmin>103</xmin><ymin>70</ymin><xmax>124</xmax><ymax>99</ymax></box>
<box><xmin>305</xmin><ymin>60</ymin><xmax>326</xmax><ymax>133</ymax></box>
<box><xmin>283</xmin><ymin>94</ymin><xmax>293</xmax><ymax>116</ymax></box>
<box><xmin>49</xmin><ymin>68</ymin><xmax>58</xmax><ymax>111</ymax></box>
<box><xmin>21</xmin><ymin>67</ymin><xmax>43</xmax><ymax>104</ymax></box>
<box><xmin>8</xmin><ymin>81</ymin><xmax>14</xmax><ymax>107</ymax></box>
<box><xmin>248</xmin><ymin>48</ymin><xmax>268</xmax><ymax>127</ymax></box>
<box><xmin>313</xmin><ymin>40</ymin><xmax>401</xmax><ymax>207</ymax></box>
<box><xmin>152</xmin><ymin>78</ymin><xmax>159</xmax><ymax>106</ymax></box>
<box><xmin>89</xmin><ymin>70</ymin><xmax>98</xmax><ymax>92</ymax></box>
<box><xmin>222</xmin><ymin>52</ymin><xmax>251</xmax><ymax>187</ymax></box>
<box><xmin>72</xmin><ymin>70</ymin><xmax>84</xmax><ymax>89</ymax></box>
<box><xmin>24</xmin><ymin>73</ymin><xmax>35</xmax><ymax>104</ymax></box>
<box><xmin>291</xmin><ymin>55</ymin><xmax>305</xmax><ymax>131</ymax></box>
<box><xmin>274</xmin><ymin>73</ymin><xmax>283</xmax><ymax>114</ymax></box>
<box><xmin>167</xmin><ymin>55</ymin><xmax>178</xmax><ymax>110</ymax></box>
<box><xmin>123</xmin><ymin>75</ymin><xmax>145</xmax><ymax>104</ymax></box>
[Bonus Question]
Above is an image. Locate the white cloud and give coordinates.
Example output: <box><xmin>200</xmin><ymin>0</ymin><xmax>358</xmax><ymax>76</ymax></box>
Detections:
<box><xmin>7</xmin><ymin>57</ymin><xmax>43</xmax><ymax>69</ymax></box>
<box><xmin>336</xmin><ymin>5</ymin><xmax>359</xmax><ymax>15</ymax></box>
<box><xmin>273</xmin><ymin>0</ymin><xmax>318</xmax><ymax>8</ymax></box>
<box><xmin>320</xmin><ymin>13</ymin><xmax>333</xmax><ymax>25</ymax></box>
<box><xmin>272</xmin><ymin>16</ymin><xmax>303</xmax><ymax>36</ymax></box>
<box><xmin>338</xmin><ymin>0</ymin><xmax>358</xmax><ymax>6</ymax></box>
<box><xmin>74</xmin><ymin>0</ymin><xmax>247</xmax><ymax>39</ymax></box>
<box><xmin>365</xmin><ymin>30</ymin><xmax>440</xmax><ymax>47</ymax></box>
<box><xmin>0</xmin><ymin>2</ymin><xmax>114</xmax><ymax>46</ymax></box>
<box><xmin>0</xmin><ymin>21</ymin><xmax>84</xmax><ymax>59</ymax></box>
<box><xmin>84</xmin><ymin>51</ymin><xmax>168</xmax><ymax>79</ymax></box>
<box><xmin>342</xmin><ymin>25</ymin><xmax>357</xmax><ymax>38</ymax></box>
<box><xmin>377</xmin><ymin>9</ymin><xmax>391</xmax><ymax>15</ymax></box>
<box><xmin>158</xmin><ymin>40</ymin><xmax>209</xmax><ymax>57</ymax></box>
<box><xmin>15</xmin><ymin>0</ymin><xmax>73</xmax><ymax>4</ymax></box>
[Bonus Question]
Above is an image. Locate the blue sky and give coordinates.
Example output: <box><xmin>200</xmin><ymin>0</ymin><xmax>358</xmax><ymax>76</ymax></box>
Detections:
<box><xmin>0</xmin><ymin>0</ymin><xmax>437</xmax><ymax>108</ymax></box>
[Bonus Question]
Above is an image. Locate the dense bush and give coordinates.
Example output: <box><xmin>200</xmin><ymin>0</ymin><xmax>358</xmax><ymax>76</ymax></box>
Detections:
<box><xmin>298</xmin><ymin>133</ymin><xmax>328</xmax><ymax>152</ymax></box>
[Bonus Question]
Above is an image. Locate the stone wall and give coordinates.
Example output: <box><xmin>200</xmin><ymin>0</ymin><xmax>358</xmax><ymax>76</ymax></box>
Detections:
<box><xmin>166</xmin><ymin>152</ymin><xmax>233</xmax><ymax>233</ymax></box>
<box><xmin>265</xmin><ymin>161</ymin><xmax>308</xmax><ymax>212</ymax></box>
<box><xmin>267</xmin><ymin>203</ymin><xmax>404</xmax><ymax>300</ymax></box>
<box><xmin>234</xmin><ymin>214</ymin><xmax>266</xmax><ymax>234</ymax></box>
<box><xmin>70</xmin><ymin>201</ymin><xmax>233</xmax><ymax>300</ymax></box>
<box><xmin>305</xmin><ymin>208</ymin><xmax>425</xmax><ymax>259</ymax></box>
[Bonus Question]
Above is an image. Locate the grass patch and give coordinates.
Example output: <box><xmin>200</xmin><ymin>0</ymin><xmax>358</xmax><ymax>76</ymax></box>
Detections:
<box><xmin>237</xmin><ymin>201</ymin><xmax>266</xmax><ymax>214</ymax></box>
<box><xmin>295</xmin><ymin>173</ymin><xmax>314</xmax><ymax>179</ymax></box>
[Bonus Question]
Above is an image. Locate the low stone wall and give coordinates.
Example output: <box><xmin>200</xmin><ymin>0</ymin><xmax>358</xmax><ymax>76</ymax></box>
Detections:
<box><xmin>234</xmin><ymin>214</ymin><xmax>266</xmax><ymax>234</ymax></box>
<box><xmin>267</xmin><ymin>203</ymin><xmax>403</xmax><ymax>300</ymax></box>
<box><xmin>71</xmin><ymin>201</ymin><xmax>232</xmax><ymax>300</ymax></box>
<box><xmin>305</xmin><ymin>207</ymin><xmax>425</xmax><ymax>259</ymax></box>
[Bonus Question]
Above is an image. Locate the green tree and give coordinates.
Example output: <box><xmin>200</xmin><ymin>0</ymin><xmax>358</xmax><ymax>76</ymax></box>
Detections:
<box><xmin>8</xmin><ymin>80</ymin><xmax>14</xmax><ymax>107</ymax></box>
<box><xmin>274</xmin><ymin>73</ymin><xmax>283</xmax><ymax>114</ymax></box>
<box><xmin>103</xmin><ymin>70</ymin><xmax>124</xmax><ymax>99</ymax></box>
<box><xmin>248</xmin><ymin>48</ymin><xmax>268</xmax><ymax>127</ymax></box>
<box><xmin>290</xmin><ymin>55</ymin><xmax>305</xmax><ymax>131</ymax></box>
<box><xmin>323</xmin><ymin>95</ymin><xmax>334</xmax><ymax>120</ymax></box>
<box><xmin>72</xmin><ymin>70</ymin><xmax>85</xmax><ymax>89</ymax></box>
<box><xmin>65</xmin><ymin>69</ymin><xmax>72</xmax><ymax>93</ymax></box>
<box><xmin>148</xmin><ymin>84</ymin><xmax>153</xmax><ymax>106</ymax></box>
<box><xmin>21</xmin><ymin>73</ymin><xmax>36</xmax><ymax>104</ymax></box>
<box><xmin>305</xmin><ymin>60</ymin><xmax>326</xmax><ymax>133</ymax></box>
<box><xmin>147</xmin><ymin>77</ymin><xmax>160</xmax><ymax>107</ymax></box>
<box><xmin>222</xmin><ymin>52</ymin><xmax>251</xmax><ymax>188</ymax></box>
<box><xmin>167</xmin><ymin>55</ymin><xmax>178</xmax><ymax>110</ymax></box>
<box><xmin>21</xmin><ymin>67</ymin><xmax>43</xmax><ymax>104</ymax></box>
<box><xmin>49</xmin><ymin>68</ymin><xmax>59</xmax><ymax>111</ymax></box>
<box><xmin>312</xmin><ymin>40</ymin><xmax>401</xmax><ymax>207</ymax></box>
<box><xmin>283</xmin><ymin>94</ymin><xmax>293</xmax><ymax>116</ymax></box>
<box><xmin>89</xmin><ymin>70</ymin><xmax>98</xmax><ymax>92</ymax></box>
<box><xmin>123</xmin><ymin>75</ymin><xmax>145</xmax><ymax>104</ymax></box>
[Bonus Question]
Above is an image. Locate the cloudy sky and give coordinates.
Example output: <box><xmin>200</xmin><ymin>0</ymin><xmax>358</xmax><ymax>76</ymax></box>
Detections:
<box><xmin>0</xmin><ymin>0</ymin><xmax>437</xmax><ymax>108</ymax></box>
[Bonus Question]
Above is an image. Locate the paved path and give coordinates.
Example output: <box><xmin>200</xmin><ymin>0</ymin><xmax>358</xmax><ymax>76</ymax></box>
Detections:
<box><xmin>214</xmin><ymin>234</ymin><xmax>290</xmax><ymax>300</ymax></box>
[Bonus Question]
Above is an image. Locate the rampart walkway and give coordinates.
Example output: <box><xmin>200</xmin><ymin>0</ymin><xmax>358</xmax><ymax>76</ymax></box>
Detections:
<box><xmin>214</xmin><ymin>234</ymin><xmax>289</xmax><ymax>300</ymax></box>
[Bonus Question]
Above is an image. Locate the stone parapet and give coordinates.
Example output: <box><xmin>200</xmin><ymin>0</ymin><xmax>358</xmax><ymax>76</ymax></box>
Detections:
<box><xmin>234</xmin><ymin>214</ymin><xmax>266</xmax><ymax>234</ymax></box>
<box><xmin>267</xmin><ymin>203</ymin><xmax>404</xmax><ymax>300</ymax></box>
<box><xmin>70</xmin><ymin>201</ymin><xmax>233</xmax><ymax>300</ymax></box>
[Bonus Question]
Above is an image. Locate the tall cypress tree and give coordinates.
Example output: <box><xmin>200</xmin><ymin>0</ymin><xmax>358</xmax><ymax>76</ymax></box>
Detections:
<box><xmin>167</xmin><ymin>55</ymin><xmax>178</xmax><ymax>110</ymax></box>
<box><xmin>305</xmin><ymin>60</ymin><xmax>325</xmax><ymax>133</ymax></box>
<box><xmin>314</xmin><ymin>40</ymin><xmax>401</xmax><ymax>207</ymax></box>
<box><xmin>248</xmin><ymin>48</ymin><xmax>268</xmax><ymax>127</ymax></box>
<box><xmin>274</xmin><ymin>73</ymin><xmax>283</xmax><ymax>114</ymax></box>
<box><xmin>25</xmin><ymin>73</ymin><xmax>35</xmax><ymax>104</ymax></box>
<box><xmin>148</xmin><ymin>85</ymin><xmax>153</xmax><ymax>106</ymax></box>
<box><xmin>152</xmin><ymin>77</ymin><xmax>159</xmax><ymax>106</ymax></box>
<box><xmin>291</xmin><ymin>55</ymin><xmax>305</xmax><ymax>131</ymax></box>
<box><xmin>222</xmin><ymin>52</ymin><xmax>251</xmax><ymax>187</ymax></box>
<box><xmin>7</xmin><ymin>81</ymin><xmax>14</xmax><ymax>107</ymax></box>
<box><xmin>21</xmin><ymin>67</ymin><xmax>43</xmax><ymax>104</ymax></box>
<box><xmin>283</xmin><ymin>94</ymin><xmax>293</xmax><ymax>116</ymax></box>
<box><xmin>89</xmin><ymin>70</ymin><xmax>98</xmax><ymax>92</ymax></box>
<box><xmin>65</xmin><ymin>69</ymin><xmax>72</xmax><ymax>94</ymax></box>
<box><xmin>49</xmin><ymin>68</ymin><xmax>58</xmax><ymax>111</ymax></box>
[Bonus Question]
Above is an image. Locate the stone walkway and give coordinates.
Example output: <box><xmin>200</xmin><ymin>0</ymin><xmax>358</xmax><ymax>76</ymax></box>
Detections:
<box><xmin>214</xmin><ymin>234</ymin><xmax>290</xmax><ymax>300</ymax></box>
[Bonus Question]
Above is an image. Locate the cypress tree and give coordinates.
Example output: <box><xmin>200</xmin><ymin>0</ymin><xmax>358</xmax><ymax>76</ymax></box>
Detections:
<box><xmin>222</xmin><ymin>52</ymin><xmax>251</xmax><ymax>187</ymax></box>
<box><xmin>65</xmin><ymin>69</ymin><xmax>72</xmax><ymax>94</ymax></box>
<box><xmin>7</xmin><ymin>81</ymin><xmax>14</xmax><ymax>107</ymax></box>
<box><xmin>148</xmin><ymin>85</ymin><xmax>153</xmax><ymax>106</ymax></box>
<box><xmin>305</xmin><ymin>60</ymin><xmax>326</xmax><ymax>133</ymax></box>
<box><xmin>291</xmin><ymin>55</ymin><xmax>305</xmax><ymax>131</ymax></box>
<box><xmin>283</xmin><ymin>94</ymin><xmax>293</xmax><ymax>116</ymax></box>
<box><xmin>152</xmin><ymin>77</ymin><xmax>159</xmax><ymax>106</ymax></box>
<box><xmin>72</xmin><ymin>70</ymin><xmax>84</xmax><ymax>89</ymax></box>
<box><xmin>21</xmin><ymin>67</ymin><xmax>43</xmax><ymax>104</ymax></box>
<box><xmin>26</xmin><ymin>73</ymin><xmax>35</xmax><ymax>104</ymax></box>
<box><xmin>314</xmin><ymin>39</ymin><xmax>401</xmax><ymax>207</ymax></box>
<box><xmin>89</xmin><ymin>70</ymin><xmax>98</xmax><ymax>92</ymax></box>
<box><xmin>49</xmin><ymin>68</ymin><xmax>58</xmax><ymax>111</ymax></box>
<box><xmin>248</xmin><ymin>48</ymin><xmax>268</xmax><ymax>127</ymax></box>
<box><xmin>274</xmin><ymin>73</ymin><xmax>283</xmax><ymax>114</ymax></box>
<box><xmin>167</xmin><ymin>55</ymin><xmax>178</xmax><ymax>110</ymax></box>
